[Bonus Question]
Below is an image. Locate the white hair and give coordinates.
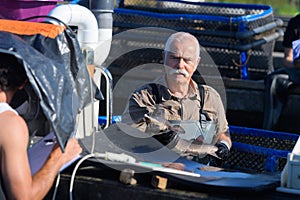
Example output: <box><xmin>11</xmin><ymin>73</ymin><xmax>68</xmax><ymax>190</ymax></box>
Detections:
<box><xmin>164</xmin><ymin>32</ymin><xmax>200</xmax><ymax>58</ymax></box>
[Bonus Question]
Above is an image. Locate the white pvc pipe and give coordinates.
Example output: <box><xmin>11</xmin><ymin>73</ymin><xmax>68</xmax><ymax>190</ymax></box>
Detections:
<box><xmin>94</xmin><ymin>28</ymin><xmax>112</xmax><ymax>66</ymax></box>
<box><xmin>47</xmin><ymin>4</ymin><xmax>98</xmax><ymax>50</ymax></box>
<box><xmin>47</xmin><ymin>3</ymin><xmax>113</xmax><ymax>134</ymax></box>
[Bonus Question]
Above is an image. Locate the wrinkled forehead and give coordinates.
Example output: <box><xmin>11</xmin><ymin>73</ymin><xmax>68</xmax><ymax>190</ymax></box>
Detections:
<box><xmin>165</xmin><ymin>39</ymin><xmax>198</xmax><ymax>57</ymax></box>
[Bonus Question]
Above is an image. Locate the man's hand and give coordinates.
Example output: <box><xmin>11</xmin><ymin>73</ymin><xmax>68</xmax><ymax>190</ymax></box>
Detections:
<box><xmin>215</xmin><ymin>142</ymin><xmax>230</xmax><ymax>161</ymax></box>
<box><xmin>205</xmin><ymin>142</ymin><xmax>230</xmax><ymax>167</ymax></box>
<box><xmin>61</xmin><ymin>138</ymin><xmax>82</xmax><ymax>164</ymax></box>
<box><xmin>50</xmin><ymin>138</ymin><xmax>82</xmax><ymax>166</ymax></box>
<box><xmin>144</xmin><ymin>114</ymin><xmax>169</xmax><ymax>134</ymax></box>
<box><xmin>144</xmin><ymin>114</ymin><xmax>185</xmax><ymax>135</ymax></box>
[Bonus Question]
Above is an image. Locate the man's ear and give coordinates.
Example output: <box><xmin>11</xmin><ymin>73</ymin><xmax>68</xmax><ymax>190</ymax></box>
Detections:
<box><xmin>162</xmin><ymin>51</ymin><xmax>166</xmax><ymax>63</ymax></box>
<box><xmin>193</xmin><ymin>56</ymin><xmax>201</xmax><ymax>72</ymax></box>
<box><xmin>197</xmin><ymin>56</ymin><xmax>201</xmax><ymax>66</ymax></box>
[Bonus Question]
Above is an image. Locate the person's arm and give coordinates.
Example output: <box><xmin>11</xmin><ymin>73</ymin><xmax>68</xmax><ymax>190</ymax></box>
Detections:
<box><xmin>205</xmin><ymin>86</ymin><xmax>231</xmax><ymax>160</ymax></box>
<box><xmin>127</xmin><ymin>85</ymin><xmax>159</xmax><ymax>132</ymax></box>
<box><xmin>31</xmin><ymin>137</ymin><xmax>81</xmax><ymax>199</ymax></box>
<box><xmin>1</xmin><ymin>111</ymin><xmax>32</xmax><ymax>200</ymax></box>
<box><xmin>282</xmin><ymin>15</ymin><xmax>300</xmax><ymax>68</ymax></box>
<box><xmin>0</xmin><ymin>112</ymin><xmax>81</xmax><ymax>200</ymax></box>
<box><xmin>213</xmin><ymin>131</ymin><xmax>231</xmax><ymax>161</ymax></box>
<box><xmin>284</xmin><ymin>47</ymin><xmax>294</xmax><ymax>68</ymax></box>
<box><xmin>217</xmin><ymin>131</ymin><xmax>232</xmax><ymax>149</ymax></box>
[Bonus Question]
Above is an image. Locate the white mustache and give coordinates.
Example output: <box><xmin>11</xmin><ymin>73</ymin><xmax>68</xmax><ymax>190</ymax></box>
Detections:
<box><xmin>168</xmin><ymin>69</ymin><xmax>189</xmax><ymax>77</ymax></box>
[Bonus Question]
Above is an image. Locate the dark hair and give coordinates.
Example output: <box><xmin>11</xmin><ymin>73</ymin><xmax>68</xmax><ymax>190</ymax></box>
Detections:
<box><xmin>0</xmin><ymin>53</ymin><xmax>27</xmax><ymax>91</ymax></box>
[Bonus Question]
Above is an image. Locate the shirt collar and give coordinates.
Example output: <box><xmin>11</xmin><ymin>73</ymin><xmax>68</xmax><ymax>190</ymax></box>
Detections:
<box><xmin>155</xmin><ymin>76</ymin><xmax>198</xmax><ymax>101</ymax></box>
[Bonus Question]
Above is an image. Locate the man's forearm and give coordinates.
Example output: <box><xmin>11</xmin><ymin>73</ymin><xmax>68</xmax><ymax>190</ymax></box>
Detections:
<box><xmin>31</xmin><ymin>148</ymin><xmax>64</xmax><ymax>200</ymax></box>
<box><xmin>284</xmin><ymin>47</ymin><xmax>294</xmax><ymax>68</ymax></box>
<box><xmin>217</xmin><ymin>132</ymin><xmax>232</xmax><ymax>149</ymax></box>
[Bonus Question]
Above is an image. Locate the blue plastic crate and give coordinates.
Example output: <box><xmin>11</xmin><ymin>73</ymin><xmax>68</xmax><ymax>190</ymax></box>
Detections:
<box><xmin>227</xmin><ymin>126</ymin><xmax>299</xmax><ymax>173</ymax></box>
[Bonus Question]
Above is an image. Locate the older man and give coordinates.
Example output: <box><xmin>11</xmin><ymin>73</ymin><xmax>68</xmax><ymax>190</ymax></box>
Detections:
<box><xmin>125</xmin><ymin>32</ymin><xmax>231</xmax><ymax>166</ymax></box>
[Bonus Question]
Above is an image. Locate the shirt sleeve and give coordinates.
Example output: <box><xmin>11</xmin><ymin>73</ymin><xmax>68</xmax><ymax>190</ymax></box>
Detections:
<box><xmin>203</xmin><ymin>86</ymin><xmax>229</xmax><ymax>137</ymax></box>
<box><xmin>124</xmin><ymin>84</ymin><xmax>157</xmax><ymax>132</ymax></box>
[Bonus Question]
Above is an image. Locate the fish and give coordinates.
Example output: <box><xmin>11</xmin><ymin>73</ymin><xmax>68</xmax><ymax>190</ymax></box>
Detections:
<box><xmin>144</xmin><ymin>114</ymin><xmax>220</xmax><ymax>159</ymax></box>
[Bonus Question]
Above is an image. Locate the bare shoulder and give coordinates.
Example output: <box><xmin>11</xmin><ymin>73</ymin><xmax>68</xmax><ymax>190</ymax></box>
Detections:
<box><xmin>0</xmin><ymin>111</ymin><xmax>28</xmax><ymax>147</ymax></box>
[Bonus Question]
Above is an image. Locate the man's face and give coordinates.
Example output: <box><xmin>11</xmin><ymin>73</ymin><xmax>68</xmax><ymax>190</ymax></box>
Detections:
<box><xmin>163</xmin><ymin>39</ymin><xmax>199</xmax><ymax>84</ymax></box>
